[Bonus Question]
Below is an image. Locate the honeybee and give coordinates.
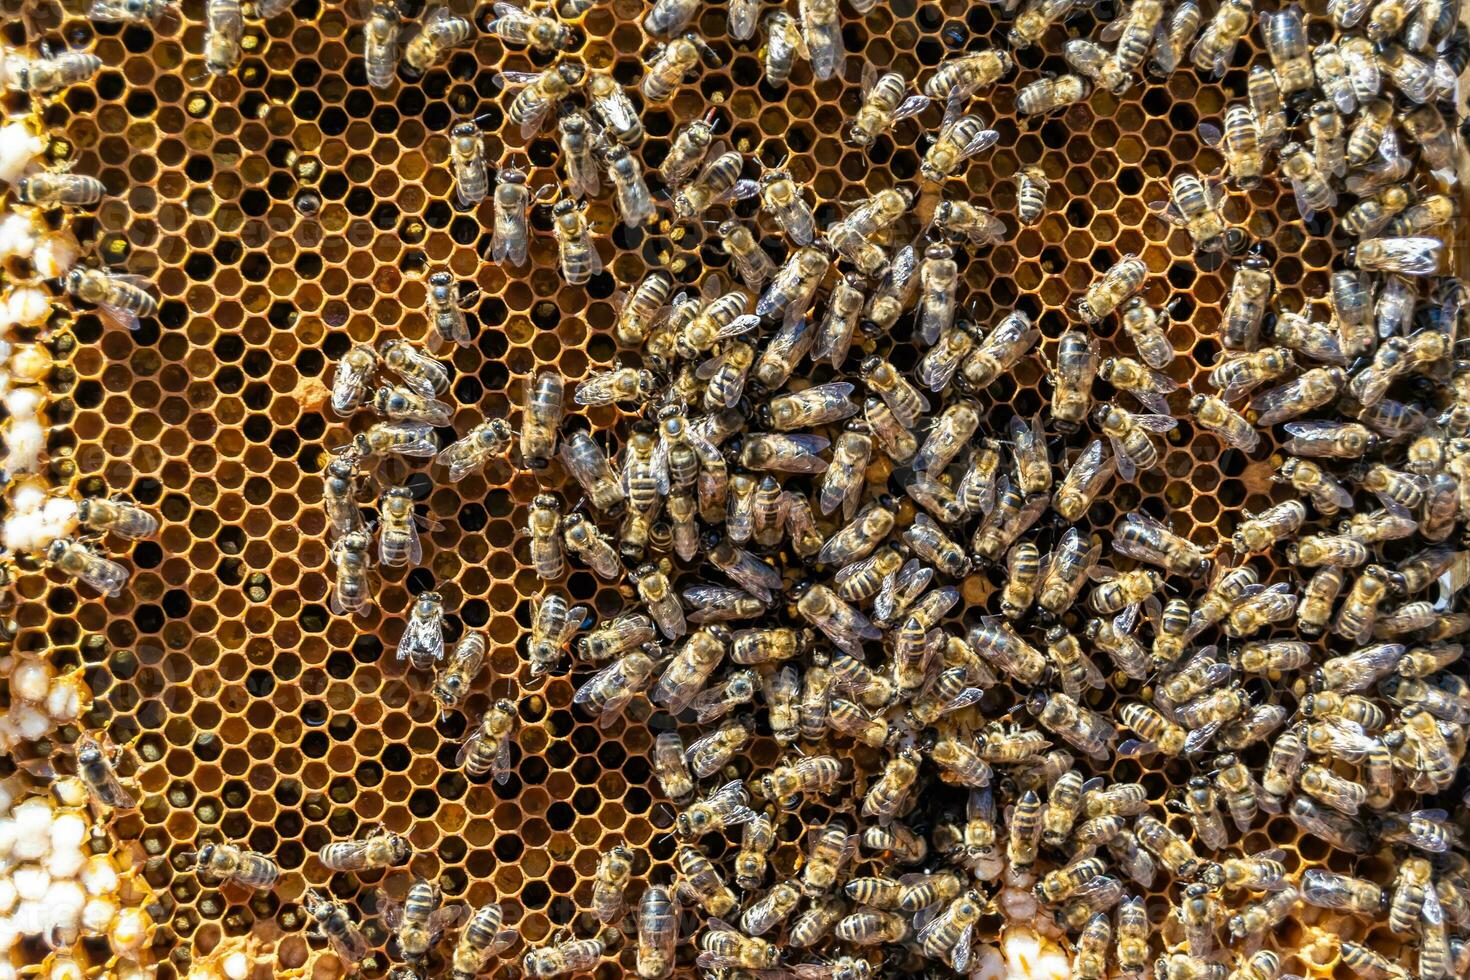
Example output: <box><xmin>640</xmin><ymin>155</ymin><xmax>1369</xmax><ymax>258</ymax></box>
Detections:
<box><xmin>1198</xmin><ymin>105</ymin><xmax>1263</xmax><ymax>189</ymax></box>
<box><xmin>498</xmin><ymin>60</ymin><xmax>587</xmax><ymax>138</ymax></box>
<box><xmin>1009</xmin><ymin>0</ymin><xmax>1078</xmax><ymax>47</ymax></box>
<box><xmin>588</xmin><ymin>844</ymin><xmax>634</xmax><ymax>925</ymax></box>
<box><xmin>1028</xmin><ymin>691</ymin><xmax>1116</xmax><ymax>761</ymax></box>
<box><xmin>574</xmin><ymin>645</ymin><xmax>661</xmax><ymax>729</ymax></box>
<box><xmin>62</xmin><ymin>267</ymin><xmax>158</xmax><ymax>332</ymax></box>
<box><xmin>924</xmin><ymin>48</ymin><xmax>1013</xmax><ymax>103</ymax></box>
<box><xmin>1092</xmin><ymin>404</ymin><xmax>1175</xmax><ymax>481</ymax></box>
<box><xmin>1118</xmin><ymin>700</ymin><xmax>1185</xmax><ymax>756</ymax></box>
<box><xmin>686</xmin><ymin>717</ymin><xmax>751</xmax><ymax>777</ymax></box>
<box><xmin>547</xmin><ymin>198</ymin><xmax>602</xmax><ymax>284</ymax></box>
<box><xmin>673</xmin><ymin>845</ymin><xmax>736</xmax><ymax>919</ymax></box>
<box><xmin>1300</xmin><ymin>869</ymin><xmax>1384</xmax><ymax>917</ymax></box>
<box><xmin>597</xmin><ymin>143</ymin><xmax>655</xmax><ymax>229</ymax></box>
<box><xmin>835</xmin><ymin>907</ymin><xmax>909</xmax><ymax>944</ymax></box>
<box><xmin>1151</xmin><ymin>0</ymin><xmax>1201</xmax><ymax>74</ymax></box>
<box><xmin>489</xmin><ymin>163</ymin><xmax>556</xmax><ymax>267</ymax></box>
<box><xmin>709</xmin><ymin>221</ymin><xmax>775</xmax><ymax>292</ymax></box>
<box><xmin>457</xmin><ymin>698</ymin><xmax>519</xmax><ymax>782</ymax></box>
<box><xmin>1333</xmin><ymin>565</ymin><xmax>1404</xmax><ymax>642</ymax></box>
<box><xmin>526</xmin><ymin>592</ymin><xmax>587</xmax><ymax>676</ymax></box>
<box><xmin>642</xmin><ymin>33</ymin><xmax>719</xmax><ymax>101</ymax></box>
<box><xmin>770</xmin><ymin>664</ymin><xmax>805</xmax><ymax>740</ymax></box>
<box><xmin>1016</xmin><ymin>73</ymin><xmax>1090</xmax><ymax>116</ymax></box>
<box><xmin>303</xmin><ymin>889</ymin><xmax>370</xmax><ymax>967</ymax></box>
<box><xmin>1066</xmin><ymin>37</ymin><xmax>1131</xmax><ymax>94</ymax></box>
<box><xmin>1190</xmin><ymin>0</ymin><xmax>1251</xmax><ymax>76</ymax></box>
<box><xmin>920</xmin><ymin>114</ymin><xmax>1000</xmax><ymax>184</ymax></box>
<box><xmin>1135</xmin><ymin>814</ymin><xmax>1212</xmax><ymax>881</ymax></box>
<box><xmin>760</xmin><ymin>754</ymin><xmax>841</xmax><ymax>807</ymax></box>
<box><xmin>184</xmin><ymin>842</ymin><xmax>280</xmax><ymax>890</ymax></box>
<box><xmin>560</xmin><ymin>434</ymin><xmax>623</xmax><ymax>516</ymax></box>
<box><xmin>318</xmin><ymin>825</ymin><xmax>412</xmax><ymax>873</ymax></box>
<box><xmin>1035</xmin><ymin>856</ymin><xmax>1108</xmax><ymax>905</ymax></box>
<box><xmin>1377</xmin><ymin>808</ymin><xmax>1459</xmax><ymax>854</ymax></box>
<box><xmin>550</xmin><ymin>113</ymin><xmax>600</xmax><ymax>201</ymax></box>
<box><xmin>1153</xmin><ymin>172</ymin><xmax>1231</xmax><ymax>253</ymax></box>
<box><xmin>1114</xmin><ymin>896</ymin><xmax>1149</xmax><ymax>977</ymax></box>
<box><xmin>425</xmin><ymin>632</ymin><xmax>487</xmax><ymax>720</ymax></box>
<box><xmin>67</xmin><ymin>732</ymin><xmax>136</xmax><ymax>812</ymax></box>
<box><xmin>958</xmin><ymin>309</ymin><xmax>1040</xmax><ymax>391</ymax></box>
<box><xmin>328</xmin><ymin>343</ymin><xmax>381</xmax><ymax>418</ymax></box>
<box><xmin>757</xmin><ymin>8</ymin><xmax>809</xmax><ymax>84</ymax></box>
<box><xmin>715</xmin><ymin>808</ymin><xmax>774</xmax><ymax>894</ymax></box>
<box><xmin>620</xmin><ymin>426</ymin><xmax>673</xmax><ymax>517</ymax></box>
<box><xmin>1350</xmin><ymin>236</ymin><xmax>1444</xmax><ymax>277</ymax></box>
<box><xmin>359</xmin><ymin>1</ymin><xmax>401</xmax><ymax>88</ymax></box>
<box><xmin>849</xmin><ymin>65</ymin><xmax>931</xmax><ymax>147</ymax></box>
<box><xmin>45</xmin><ymin>537</ymin><xmax>127</xmax><ymax>598</ymax></box>
<box><xmin>451</xmin><ymin>903</ymin><xmax>518</xmax><ymax>977</ymax></box>
<box><xmin>1077</xmin><ymin>255</ymin><xmax>1147</xmax><ymax>324</ymax></box>
<box><xmin>325</xmin><ymin>528</ymin><xmax>373</xmax><ymax>616</ymax></box>
<box><xmin>708</xmin><ymin>540</ymin><xmax>783</xmax><ymax>604</ymax></box>
<box><xmin>402</xmin><ymin>5</ymin><xmax>474</xmax><ymax>75</ymax></box>
<box><xmin>917</xmin><ymin>890</ymin><xmax>986</xmax><ymax>970</ymax></box>
<box><xmin>649</xmin><ymin>625</ymin><xmax>726</xmax><ymax>714</ymax></box>
<box><xmin>524</xmin><ymin>930</ymin><xmax>615</xmax><ymax>977</ymax></box>
<box><xmin>799</xmin><ymin>821</ymin><xmax>858</xmax><ymax>897</ymax></box>
<box><xmin>753</xmin><ymin>244</ymin><xmax>829</xmax><ymax>330</ymax></box>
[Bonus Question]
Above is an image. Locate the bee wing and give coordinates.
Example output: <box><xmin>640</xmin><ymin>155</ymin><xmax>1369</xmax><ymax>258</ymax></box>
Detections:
<box><xmin>1079</xmin><ymin>651</ymin><xmax>1107</xmax><ymax>692</ymax></box>
<box><xmin>1128</xmin><ymin>413</ymin><xmax>1179</xmax><ymax>432</ymax></box>
<box><xmin>558</xmin><ymin>606</ymin><xmax>588</xmax><ymax>645</ymax></box>
<box><xmin>91</xmin><ymin>768</ymin><xmax>137</xmax><ymax>808</ymax></box>
<box><xmin>405</xmin><ymin>522</ymin><xmax>423</xmax><ymax>565</ymax></box>
<box><xmin>77</xmin><ymin>552</ymin><xmax>129</xmax><ymax>598</ymax></box>
<box><xmin>952</xmin><ymin>921</ymin><xmax>974</xmax><ymax>972</ymax></box>
<box><xmin>568</xmin><ymin>156</ymin><xmax>601</xmax><ymax>199</ymax></box>
<box><xmin>1182</xmin><ymin>720</ymin><xmax>1225</xmax><ymax>755</ymax></box>
<box><xmin>575</xmin><ymin>370</ymin><xmax>621</xmax><ymax>406</ymax></box>
<box><xmin>764</xmin><ymin>434</ymin><xmax>832</xmax><ymax>471</ymax></box>
<box><xmin>594</xmin><ymin>687</ymin><xmax>639</xmax><ymax>730</ymax></box>
<box><xmin>595</xmin><ymin>89</ymin><xmax>640</xmax><ymax>135</ymax></box>
<box><xmin>432</xmin><ymin>901</ymin><xmax>471</xmax><ymax>936</ymax></box>
<box><xmin>893</xmin><ymin>93</ymin><xmax>932</xmax><ymax>121</ymax></box>
<box><xmin>1107</xmin><ymin>434</ymin><xmax>1138</xmax><ymax>482</ymax></box>
<box><xmin>690</xmin><ymin>687</ymin><xmax>736</xmax><ymax>723</ymax></box>
<box><xmin>959</xmin><ymin>128</ymin><xmax>1001</xmax><ymax>161</ymax></box>
<box><xmin>1248</xmin><ymin>380</ymin><xmax>1308</xmax><ymax>425</ymax></box>
<box><xmin>717</xmin><ymin>179</ymin><xmax>763</xmax><ymax>206</ymax></box>
<box><xmin>94</xmin><ymin>300</ymin><xmax>141</xmax><ymax>333</ymax></box>
<box><xmin>716</xmin><ymin>313</ymin><xmax>762</xmax><ymax>339</ymax></box>
<box><xmin>695</xmin><ymin>346</ymin><xmax>735</xmax><ymax>381</ymax></box>
<box><xmin>494</xmin><ymin>70</ymin><xmax>542</xmax><ymax>88</ymax></box>
<box><xmin>914</xmin><ymin>907</ymin><xmax>949</xmax><ymax>948</ymax></box>
<box><xmin>493</xmin><ymin>737</ymin><xmax>514</xmax><ymax>784</ymax></box>
<box><xmin>1147</xmin><ymin>196</ymin><xmax>1188</xmax><ymax>227</ymax></box>
<box><xmin>330</xmin><ymin>925</ymin><xmax>371</xmax><ymax>965</ymax></box>
<box><xmin>1117</xmin><ymin>738</ymin><xmax>1160</xmax><ymax>757</ymax></box>
<box><xmin>519</xmin><ymin>99</ymin><xmax>555</xmax><ymax>140</ymax></box>
<box><xmin>455</xmin><ymin>724</ymin><xmax>486</xmax><ymax>767</ymax></box>
<box><xmin>1282</xmin><ymin>420</ymin><xmax>1336</xmax><ymax>442</ymax></box>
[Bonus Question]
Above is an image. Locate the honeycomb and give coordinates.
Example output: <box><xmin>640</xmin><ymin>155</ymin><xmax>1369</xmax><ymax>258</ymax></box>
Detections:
<box><xmin>0</xmin><ymin>0</ymin><xmax>1465</xmax><ymax>972</ymax></box>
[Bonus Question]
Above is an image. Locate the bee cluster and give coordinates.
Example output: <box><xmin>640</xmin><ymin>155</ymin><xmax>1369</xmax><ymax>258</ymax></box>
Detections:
<box><xmin>4</xmin><ymin>0</ymin><xmax>1470</xmax><ymax>965</ymax></box>
<box><xmin>290</xmin><ymin>0</ymin><xmax>1470</xmax><ymax>963</ymax></box>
